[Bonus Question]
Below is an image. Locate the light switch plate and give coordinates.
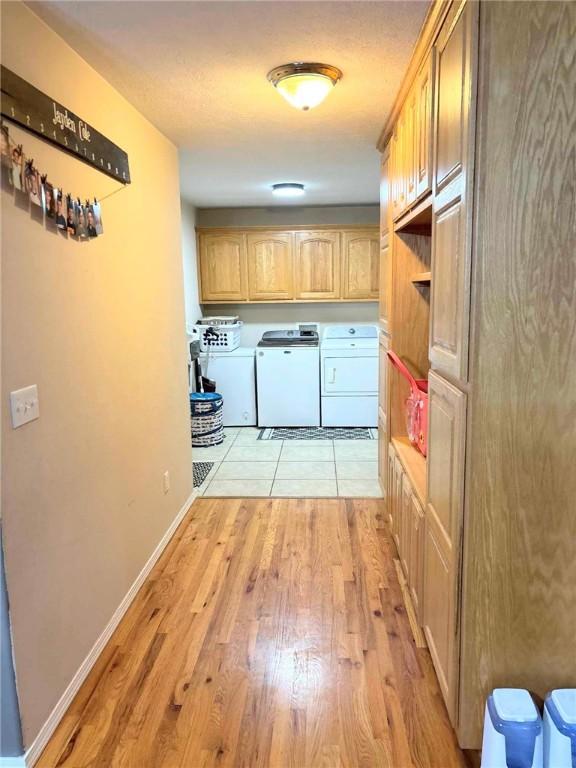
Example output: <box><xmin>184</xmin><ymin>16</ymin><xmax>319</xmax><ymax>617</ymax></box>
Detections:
<box><xmin>10</xmin><ymin>385</ymin><xmax>40</xmax><ymax>428</ymax></box>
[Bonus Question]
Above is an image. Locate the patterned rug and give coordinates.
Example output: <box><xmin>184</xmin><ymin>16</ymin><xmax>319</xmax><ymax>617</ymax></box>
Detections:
<box><xmin>193</xmin><ymin>462</ymin><xmax>214</xmax><ymax>487</ymax></box>
<box><xmin>259</xmin><ymin>427</ymin><xmax>376</xmax><ymax>441</ymax></box>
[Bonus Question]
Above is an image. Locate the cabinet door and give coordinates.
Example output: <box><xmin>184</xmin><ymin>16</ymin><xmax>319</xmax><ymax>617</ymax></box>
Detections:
<box><xmin>405</xmin><ymin>88</ymin><xmax>418</xmax><ymax>208</ymax></box>
<box><xmin>430</xmin><ymin>2</ymin><xmax>477</xmax><ymax>382</ymax></box>
<box><xmin>387</xmin><ymin>443</ymin><xmax>396</xmax><ymax>529</ymax></box>
<box><xmin>198</xmin><ymin>233</ymin><xmax>247</xmax><ymax>302</ymax></box>
<box><xmin>423</xmin><ymin>370</ymin><xmax>467</xmax><ymax>722</ymax></box>
<box><xmin>342</xmin><ymin>230</ymin><xmax>379</xmax><ymax>300</ymax></box>
<box><xmin>399</xmin><ymin>472</ymin><xmax>412</xmax><ymax>577</ymax></box>
<box><xmin>408</xmin><ymin>491</ymin><xmax>425</xmax><ymax>622</ymax></box>
<box><xmin>378</xmin><ymin>331</ymin><xmax>389</xmax><ymax>419</ymax></box>
<box><xmin>392</xmin><ymin>455</ymin><xmax>403</xmax><ymax>552</ymax></box>
<box><xmin>379</xmin><ymin>149</ymin><xmax>390</xmax><ymax>237</ymax></box>
<box><xmin>379</xmin><ymin>238</ymin><xmax>390</xmax><ymax>334</ymax></box>
<box><xmin>390</xmin><ymin>127</ymin><xmax>400</xmax><ymax>221</ymax></box>
<box><xmin>247</xmin><ymin>231</ymin><xmax>293</xmax><ymax>301</ymax></box>
<box><xmin>415</xmin><ymin>52</ymin><xmax>435</xmax><ymax>200</ymax></box>
<box><xmin>379</xmin><ymin>147</ymin><xmax>391</xmax><ymax>332</ymax></box>
<box><xmin>378</xmin><ymin>407</ymin><xmax>387</xmax><ymax>498</ymax></box>
<box><xmin>294</xmin><ymin>231</ymin><xmax>341</xmax><ymax>300</ymax></box>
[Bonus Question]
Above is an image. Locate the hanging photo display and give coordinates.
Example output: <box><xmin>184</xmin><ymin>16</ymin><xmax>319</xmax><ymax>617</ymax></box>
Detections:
<box><xmin>1</xmin><ymin>66</ymin><xmax>130</xmax><ymax>183</ymax></box>
<box><xmin>2</xmin><ymin>119</ymin><xmax>105</xmax><ymax>240</ymax></box>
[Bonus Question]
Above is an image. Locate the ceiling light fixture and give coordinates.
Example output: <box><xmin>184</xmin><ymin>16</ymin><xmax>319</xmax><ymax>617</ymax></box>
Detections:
<box><xmin>271</xmin><ymin>183</ymin><xmax>306</xmax><ymax>198</ymax></box>
<box><xmin>267</xmin><ymin>63</ymin><xmax>342</xmax><ymax>111</ymax></box>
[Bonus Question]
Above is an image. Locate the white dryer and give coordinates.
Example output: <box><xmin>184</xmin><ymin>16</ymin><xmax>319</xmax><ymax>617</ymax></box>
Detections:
<box><xmin>320</xmin><ymin>325</ymin><xmax>378</xmax><ymax>427</ymax></box>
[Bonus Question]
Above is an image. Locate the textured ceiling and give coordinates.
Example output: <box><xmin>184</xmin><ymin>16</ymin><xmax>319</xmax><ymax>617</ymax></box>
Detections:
<box><xmin>27</xmin><ymin>1</ymin><xmax>428</xmax><ymax>206</ymax></box>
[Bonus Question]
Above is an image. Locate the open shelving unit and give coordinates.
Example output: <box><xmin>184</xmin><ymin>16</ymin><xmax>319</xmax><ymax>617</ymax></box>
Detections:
<box><xmin>388</xmin><ymin>197</ymin><xmax>432</xmax><ymax>489</ymax></box>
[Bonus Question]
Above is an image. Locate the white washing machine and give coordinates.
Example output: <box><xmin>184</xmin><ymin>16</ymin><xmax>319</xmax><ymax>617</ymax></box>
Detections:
<box><xmin>320</xmin><ymin>325</ymin><xmax>378</xmax><ymax>427</ymax></box>
<box><xmin>256</xmin><ymin>329</ymin><xmax>320</xmax><ymax>427</ymax></box>
<box><xmin>199</xmin><ymin>347</ymin><xmax>256</xmax><ymax>426</ymax></box>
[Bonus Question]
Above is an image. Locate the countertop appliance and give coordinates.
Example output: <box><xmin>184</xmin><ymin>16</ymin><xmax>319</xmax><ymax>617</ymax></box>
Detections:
<box><xmin>320</xmin><ymin>325</ymin><xmax>378</xmax><ymax>427</ymax></box>
<box><xmin>256</xmin><ymin>328</ymin><xmax>320</xmax><ymax>427</ymax></box>
<box><xmin>199</xmin><ymin>347</ymin><xmax>257</xmax><ymax>426</ymax></box>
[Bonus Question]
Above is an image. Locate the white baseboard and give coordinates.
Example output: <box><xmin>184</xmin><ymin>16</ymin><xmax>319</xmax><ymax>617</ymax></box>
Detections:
<box><xmin>24</xmin><ymin>492</ymin><xmax>195</xmax><ymax>767</ymax></box>
<box><xmin>0</xmin><ymin>757</ymin><xmax>27</xmax><ymax>767</ymax></box>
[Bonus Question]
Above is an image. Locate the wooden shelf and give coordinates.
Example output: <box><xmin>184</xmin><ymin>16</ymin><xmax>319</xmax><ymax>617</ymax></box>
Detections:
<box><xmin>392</xmin><ymin>436</ymin><xmax>427</xmax><ymax>507</ymax></box>
<box><xmin>394</xmin><ymin>196</ymin><xmax>433</xmax><ymax>235</ymax></box>
<box><xmin>411</xmin><ymin>271</ymin><xmax>431</xmax><ymax>286</ymax></box>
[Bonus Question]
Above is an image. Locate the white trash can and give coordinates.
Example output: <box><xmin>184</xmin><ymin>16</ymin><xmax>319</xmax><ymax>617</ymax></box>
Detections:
<box><xmin>481</xmin><ymin>689</ymin><xmax>543</xmax><ymax>768</ymax></box>
<box><xmin>543</xmin><ymin>689</ymin><xmax>576</xmax><ymax>768</ymax></box>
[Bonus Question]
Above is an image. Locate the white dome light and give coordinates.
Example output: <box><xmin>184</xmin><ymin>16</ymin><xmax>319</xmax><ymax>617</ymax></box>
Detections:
<box><xmin>272</xmin><ymin>183</ymin><xmax>306</xmax><ymax>198</ymax></box>
<box><xmin>267</xmin><ymin>63</ymin><xmax>342</xmax><ymax>111</ymax></box>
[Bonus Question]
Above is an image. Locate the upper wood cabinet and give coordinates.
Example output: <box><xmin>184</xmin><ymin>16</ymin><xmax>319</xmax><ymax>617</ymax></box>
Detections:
<box><xmin>430</xmin><ymin>2</ymin><xmax>477</xmax><ymax>383</ymax></box>
<box><xmin>435</xmin><ymin>5</ymin><xmax>469</xmax><ymax>192</ymax></box>
<box><xmin>341</xmin><ymin>230</ymin><xmax>379</xmax><ymax>300</ymax></box>
<box><xmin>198</xmin><ymin>233</ymin><xmax>247</xmax><ymax>302</ymax></box>
<box><xmin>389</xmin><ymin>52</ymin><xmax>434</xmax><ymax>221</ymax></box>
<box><xmin>380</xmin><ymin>150</ymin><xmax>390</xmax><ymax>237</ymax></box>
<box><xmin>415</xmin><ymin>52</ymin><xmax>435</xmax><ymax>199</ymax></box>
<box><xmin>198</xmin><ymin>227</ymin><xmax>378</xmax><ymax>303</ymax></box>
<box><xmin>246</xmin><ymin>231</ymin><xmax>293</xmax><ymax>301</ymax></box>
<box><xmin>294</xmin><ymin>231</ymin><xmax>341</xmax><ymax>300</ymax></box>
<box><xmin>423</xmin><ymin>370</ymin><xmax>467</xmax><ymax>721</ymax></box>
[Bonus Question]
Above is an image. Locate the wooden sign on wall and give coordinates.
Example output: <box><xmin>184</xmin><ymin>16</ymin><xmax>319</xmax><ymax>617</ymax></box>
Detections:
<box><xmin>1</xmin><ymin>66</ymin><xmax>131</xmax><ymax>183</ymax></box>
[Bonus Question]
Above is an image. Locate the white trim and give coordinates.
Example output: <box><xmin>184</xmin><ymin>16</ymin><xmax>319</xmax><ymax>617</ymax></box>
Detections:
<box><xmin>0</xmin><ymin>757</ymin><xmax>27</xmax><ymax>768</ymax></box>
<box><xmin>24</xmin><ymin>492</ymin><xmax>195</xmax><ymax>767</ymax></box>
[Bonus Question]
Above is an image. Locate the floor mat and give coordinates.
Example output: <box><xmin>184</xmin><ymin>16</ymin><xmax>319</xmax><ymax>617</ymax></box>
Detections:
<box><xmin>260</xmin><ymin>427</ymin><xmax>376</xmax><ymax>440</ymax></box>
<box><xmin>193</xmin><ymin>461</ymin><xmax>214</xmax><ymax>487</ymax></box>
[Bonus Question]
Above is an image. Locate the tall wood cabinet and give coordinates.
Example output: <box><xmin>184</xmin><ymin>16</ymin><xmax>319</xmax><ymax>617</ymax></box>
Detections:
<box><xmin>377</xmin><ymin>0</ymin><xmax>576</xmax><ymax>749</ymax></box>
<box><xmin>197</xmin><ymin>226</ymin><xmax>378</xmax><ymax>304</ymax></box>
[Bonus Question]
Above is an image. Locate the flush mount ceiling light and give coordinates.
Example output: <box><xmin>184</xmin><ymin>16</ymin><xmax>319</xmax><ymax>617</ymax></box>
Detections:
<box><xmin>271</xmin><ymin>183</ymin><xmax>306</xmax><ymax>198</ymax></box>
<box><xmin>267</xmin><ymin>63</ymin><xmax>342</xmax><ymax>111</ymax></box>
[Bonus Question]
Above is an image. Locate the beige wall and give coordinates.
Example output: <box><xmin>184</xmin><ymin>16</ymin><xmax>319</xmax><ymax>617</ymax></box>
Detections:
<box><xmin>1</xmin><ymin>1</ymin><xmax>192</xmax><ymax>748</ymax></box>
<box><xmin>196</xmin><ymin>204</ymin><xmax>379</xmax><ymax>228</ymax></box>
<box><xmin>181</xmin><ymin>201</ymin><xmax>201</xmax><ymax>328</ymax></box>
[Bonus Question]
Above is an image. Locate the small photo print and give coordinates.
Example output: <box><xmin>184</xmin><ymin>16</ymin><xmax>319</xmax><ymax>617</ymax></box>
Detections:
<box><xmin>25</xmin><ymin>162</ymin><xmax>42</xmax><ymax>206</ymax></box>
<box><xmin>75</xmin><ymin>201</ymin><xmax>88</xmax><ymax>240</ymax></box>
<box><xmin>66</xmin><ymin>198</ymin><xmax>77</xmax><ymax>235</ymax></box>
<box><xmin>42</xmin><ymin>179</ymin><xmax>57</xmax><ymax>221</ymax></box>
<box><xmin>92</xmin><ymin>201</ymin><xmax>103</xmax><ymax>236</ymax></box>
<box><xmin>86</xmin><ymin>204</ymin><xmax>99</xmax><ymax>238</ymax></box>
<box><xmin>1</xmin><ymin>123</ymin><xmax>13</xmax><ymax>188</ymax></box>
<box><xmin>55</xmin><ymin>190</ymin><xmax>67</xmax><ymax>230</ymax></box>
<box><xmin>1</xmin><ymin>123</ymin><xmax>11</xmax><ymax>168</ymax></box>
<box><xmin>11</xmin><ymin>144</ymin><xmax>23</xmax><ymax>191</ymax></box>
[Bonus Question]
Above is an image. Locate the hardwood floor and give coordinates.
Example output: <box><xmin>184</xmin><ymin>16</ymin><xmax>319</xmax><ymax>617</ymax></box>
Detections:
<box><xmin>38</xmin><ymin>498</ymin><xmax>465</xmax><ymax>767</ymax></box>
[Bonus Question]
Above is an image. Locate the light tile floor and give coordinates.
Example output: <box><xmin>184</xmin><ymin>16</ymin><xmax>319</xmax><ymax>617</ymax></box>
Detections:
<box><xmin>194</xmin><ymin>427</ymin><xmax>383</xmax><ymax>498</ymax></box>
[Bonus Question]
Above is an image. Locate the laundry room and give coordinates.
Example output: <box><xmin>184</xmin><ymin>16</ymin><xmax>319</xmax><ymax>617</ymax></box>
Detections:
<box><xmin>183</xmin><ymin>204</ymin><xmax>384</xmax><ymax>498</ymax></box>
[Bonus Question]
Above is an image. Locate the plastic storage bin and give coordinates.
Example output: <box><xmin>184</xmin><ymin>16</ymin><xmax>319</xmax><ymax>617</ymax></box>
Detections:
<box><xmin>190</xmin><ymin>392</ymin><xmax>224</xmax><ymax>447</ymax></box>
<box><xmin>544</xmin><ymin>690</ymin><xmax>576</xmax><ymax>768</ymax></box>
<box><xmin>481</xmin><ymin>689</ymin><xmax>543</xmax><ymax>768</ymax></box>
<box><xmin>195</xmin><ymin>322</ymin><xmax>242</xmax><ymax>352</ymax></box>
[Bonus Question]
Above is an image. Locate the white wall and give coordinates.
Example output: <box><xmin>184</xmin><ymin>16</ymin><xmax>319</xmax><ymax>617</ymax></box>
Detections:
<box><xmin>181</xmin><ymin>201</ymin><xmax>202</xmax><ymax>329</ymax></box>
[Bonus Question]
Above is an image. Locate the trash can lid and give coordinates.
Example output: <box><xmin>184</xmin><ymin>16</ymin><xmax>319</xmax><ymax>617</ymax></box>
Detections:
<box><xmin>492</xmin><ymin>689</ymin><xmax>539</xmax><ymax>723</ymax></box>
<box><xmin>548</xmin><ymin>690</ymin><xmax>576</xmax><ymax>726</ymax></box>
<box><xmin>190</xmin><ymin>392</ymin><xmax>222</xmax><ymax>401</ymax></box>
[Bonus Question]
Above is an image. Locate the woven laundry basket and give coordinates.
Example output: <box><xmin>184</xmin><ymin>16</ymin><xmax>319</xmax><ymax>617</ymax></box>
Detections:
<box><xmin>190</xmin><ymin>392</ymin><xmax>224</xmax><ymax>447</ymax></box>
